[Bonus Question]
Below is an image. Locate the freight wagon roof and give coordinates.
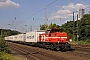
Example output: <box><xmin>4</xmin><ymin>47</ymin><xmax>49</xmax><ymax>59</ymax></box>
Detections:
<box><xmin>17</xmin><ymin>33</ymin><xmax>26</xmax><ymax>35</ymax></box>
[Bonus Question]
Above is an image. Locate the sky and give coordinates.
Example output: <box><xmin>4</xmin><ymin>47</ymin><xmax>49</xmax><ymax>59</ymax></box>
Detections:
<box><xmin>0</xmin><ymin>0</ymin><xmax>90</xmax><ymax>32</ymax></box>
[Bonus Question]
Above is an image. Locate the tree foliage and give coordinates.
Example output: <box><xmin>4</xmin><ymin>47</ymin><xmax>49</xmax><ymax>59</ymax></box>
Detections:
<box><xmin>40</xmin><ymin>24</ymin><xmax>48</xmax><ymax>30</ymax></box>
<box><xmin>61</xmin><ymin>14</ymin><xmax>90</xmax><ymax>41</ymax></box>
<box><xmin>0</xmin><ymin>29</ymin><xmax>21</xmax><ymax>37</ymax></box>
<box><xmin>0</xmin><ymin>36</ymin><xmax>10</xmax><ymax>53</ymax></box>
<box><xmin>47</xmin><ymin>23</ymin><xmax>60</xmax><ymax>29</ymax></box>
<box><xmin>0</xmin><ymin>29</ymin><xmax>20</xmax><ymax>53</ymax></box>
<box><xmin>61</xmin><ymin>21</ymin><xmax>74</xmax><ymax>39</ymax></box>
<box><xmin>40</xmin><ymin>23</ymin><xmax>60</xmax><ymax>30</ymax></box>
<box><xmin>40</xmin><ymin>14</ymin><xmax>90</xmax><ymax>42</ymax></box>
<box><xmin>78</xmin><ymin>14</ymin><xmax>90</xmax><ymax>40</ymax></box>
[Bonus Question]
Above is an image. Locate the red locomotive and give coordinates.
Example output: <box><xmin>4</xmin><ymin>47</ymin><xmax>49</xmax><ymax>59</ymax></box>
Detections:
<box><xmin>39</xmin><ymin>28</ymin><xmax>70</xmax><ymax>51</ymax></box>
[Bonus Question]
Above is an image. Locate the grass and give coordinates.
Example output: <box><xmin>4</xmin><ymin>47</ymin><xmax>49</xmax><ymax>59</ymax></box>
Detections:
<box><xmin>72</xmin><ymin>40</ymin><xmax>90</xmax><ymax>45</ymax></box>
<box><xmin>70</xmin><ymin>39</ymin><xmax>90</xmax><ymax>45</ymax></box>
<box><xmin>78</xmin><ymin>40</ymin><xmax>90</xmax><ymax>45</ymax></box>
<box><xmin>0</xmin><ymin>52</ymin><xmax>18</xmax><ymax>60</ymax></box>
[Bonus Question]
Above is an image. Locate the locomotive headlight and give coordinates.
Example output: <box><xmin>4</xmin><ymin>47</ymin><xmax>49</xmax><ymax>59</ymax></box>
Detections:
<box><xmin>69</xmin><ymin>39</ymin><xmax>72</xmax><ymax>42</ymax></box>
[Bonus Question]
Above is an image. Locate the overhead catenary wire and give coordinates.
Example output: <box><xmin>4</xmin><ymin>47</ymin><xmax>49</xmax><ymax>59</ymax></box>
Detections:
<box><xmin>15</xmin><ymin>0</ymin><xmax>58</xmax><ymax>27</ymax></box>
<box><xmin>9</xmin><ymin>0</ymin><xmax>35</xmax><ymax>27</ymax></box>
<box><xmin>9</xmin><ymin>7</ymin><xmax>17</xmax><ymax>26</ymax></box>
<box><xmin>16</xmin><ymin>0</ymin><xmax>35</xmax><ymax>19</ymax></box>
<box><xmin>7</xmin><ymin>7</ymin><xmax>17</xmax><ymax>30</ymax></box>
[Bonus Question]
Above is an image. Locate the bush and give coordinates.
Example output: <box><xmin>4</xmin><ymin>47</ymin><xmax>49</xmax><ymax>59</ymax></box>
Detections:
<box><xmin>0</xmin><ymin>35</ymin><xmax>18</xmax><ymax>60</ymax></box>
<box><xmin>0</xmin><ymin>36</ymin><xmax>10</xmax><ymax>53</ymax></box>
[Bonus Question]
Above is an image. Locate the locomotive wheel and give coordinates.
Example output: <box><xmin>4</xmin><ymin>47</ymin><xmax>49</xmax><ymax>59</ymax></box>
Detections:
<box><xmin>62</xmin><ymin>43</ymin><xmax>70</xmax><ymax>51</ymax></box>
<box><xmin>45</xmin><ymin>45</ymin><xmax>50</xmax><ymax>49</ymax></box>
<box><xmin>50</xmin><ymin>44</ymin><xmax>55</xmax><ymax>50</ymax></box>
<box><xmin>65</xmin><ymin>43</ymin><xmax>71</xmax><ymax>50</ymax></box>
<box><xmin>39</xmin><ymin>43</ymin><xmax>43</xmax><ymax>48</ymax></box>
<box><xmin>54</xmin><ymin>44</ymin><xmax>60</xmax><ymax>51</ymax></box>
<box><xmin>42</xmin><ymin>43</ymin><xmax>46</xmax><ymax>48</ymax></box>
<box><xmin>55</xmin><ymin>46</ymin><xmax>60</xmax><ymax>51</ymax></box>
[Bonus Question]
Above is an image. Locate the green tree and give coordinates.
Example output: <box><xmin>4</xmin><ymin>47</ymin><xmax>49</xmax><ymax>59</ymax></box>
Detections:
<box><xmin>78</xmin><ymin>14</ymin><xmax>90</xmax><ymax>40</ymax></box>
<box><xmin>61</xmin><ymin>21</ymin><xmax>75</xmax><ymax>39</ymax></box>
<box><xmin>40</xmin><ymin>14</ymin><xmax>90</xmax><ymax>42</ymax></box>
<box><xmin>0</xmin><ymin>29</ymin><xmax>20</xmax><ymax>53</ymax></box>
<box><xmin>40</xmin><ymin>24</ymin><xmax>48</xmax><ymax>30</ymax></box>
<box><xmin>40</xmin><ymin>23</ymin><xmax>60</xmax><ymax>30</ymax></box>
<box><xmin>47</xmin><ymin>23</ymin><xmax>60</xmax><ymax>29</ymax></box>
<box><xmin>61</xmin><ymin>14</ymin><xmax>90</xmax><ymax>42</ymax></box>
<box><xmin>0</xmin><ymin>29</ymin><xmax>21</xmax><ymax>37</ymax></box>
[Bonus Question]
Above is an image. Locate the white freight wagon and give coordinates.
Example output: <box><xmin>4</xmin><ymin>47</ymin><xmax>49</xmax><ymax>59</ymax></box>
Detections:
<box><xmin>26</xmin><ymin>30</ymin><xmax>45</xmax><ymax>43</ymax></box>
<box><xmin>14</xmin><ymin>35</ymin><xmax>18</xmax><ymax>42</ymax></box>
<box><xmin>8</xmin><ymin>35</ymin><xmax>15</xmax><ymax>41</ymax></box>
<box><xmin>18</xmin><ymin>34</ymin><xmax>26</xmax><ymax>42</ymax></box>
<box><xmin>4</xmin><ymin>36</ymin><xmax>9</xmax><ymax>41</ymax></box>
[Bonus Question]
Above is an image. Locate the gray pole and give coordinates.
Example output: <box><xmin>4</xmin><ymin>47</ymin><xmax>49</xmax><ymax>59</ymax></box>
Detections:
<box><xmin>73</xmin><ymin>12</ymin><xmax>75</xmax><ymax>41</ymax></box>
<box><xmin>1</xmin><ymin>30</ymin><xmax>2</xmax><ymax>36</ymax></box>
<box><xmin>25</xmin><ymin>25</ymin><xmax>27</xmax><ymax>33</ymax></box>
<box><xmin>45</xmin><ymin>7</ymin><xmax>47</xmax><ymax>30</ymax></box>
<box><xmin>77</xmin><ymin>14</ymin><xmax>78</xmax><ymax>44</ymax></box>
<box><xmin>30</xmin><ymin>25</ymin><xmax>32</xmax><ymax>31</ymax></box>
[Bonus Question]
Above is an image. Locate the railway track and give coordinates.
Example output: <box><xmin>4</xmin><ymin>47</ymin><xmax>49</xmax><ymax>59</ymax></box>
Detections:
<box><xmin>8</xmin><ymin>42</ymin><xmax>90</xmax><ymax>60</ymax></box>
<box><xmin>9</xmin><ymin>42</ymin><xmax>67</xmax><ymax>60</ymax></box>
<box><xmin>71</xmin><ymin>44</ymin><xmax>90</xmax><ymax>52</ymax></box>
<box><xmin>68</xmin><ymin>45</ymin><xmax>90</xmax><ymax>59</ymax></box>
